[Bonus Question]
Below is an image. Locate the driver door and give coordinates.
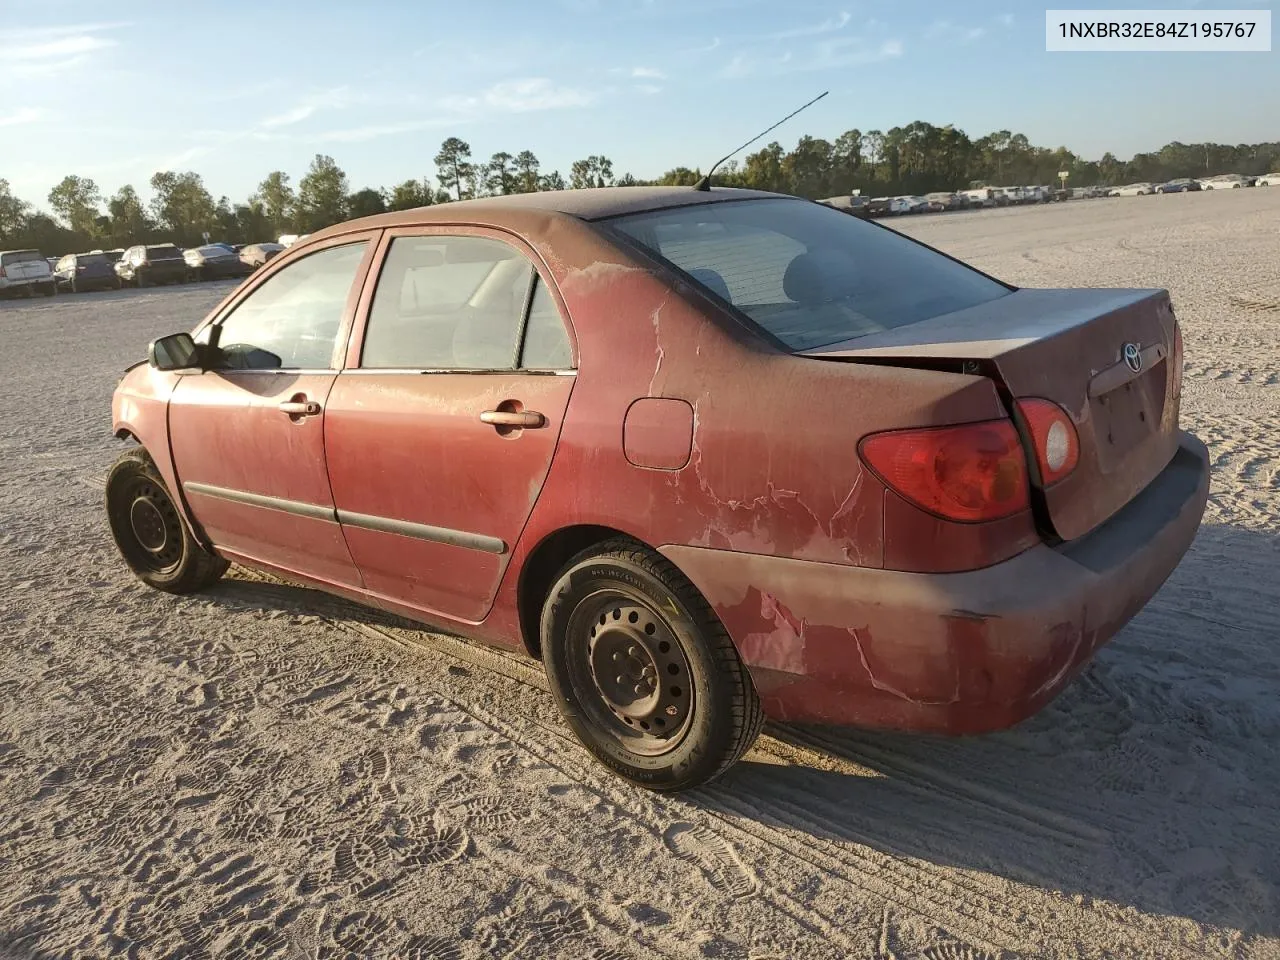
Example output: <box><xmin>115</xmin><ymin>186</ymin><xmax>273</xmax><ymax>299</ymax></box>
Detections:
<box><xmin>168</xmin><ymin>234</ymin><xmax>378</xmax><ymax>587</ymax></box>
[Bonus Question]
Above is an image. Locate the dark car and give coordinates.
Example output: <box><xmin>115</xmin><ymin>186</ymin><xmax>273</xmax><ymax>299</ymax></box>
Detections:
<box><xmin>106</xmin><ymin>186</ymin><xmax>1208</xmax><ymax>791</ymax></box>
<box><xmin>54</xmin><ymin>252</ymin><xmax>119</xmax><ymax>293</ymax></box>
<box><xmin>1155</xmin><ymin>178</ymin><xmax>1202</xmax><ymax>194</ymax></box>
<box><xmin>239</xmin><ymin>242</ymin><xmax>285</xmax><ymax>270</ymax></box>
<box><xmin>115</xmin><ymin>244</ymin><xmax>188</xmax><ymax>287</ymax></box>
<box><xmin>865</xmin><ymin>197</ymin><xmax>893</xmax><ymax>218</ymax></box>
<box><xmin>184</xmin><ymin>244</ymin><xmax>252</xmax><ymax>282</ymax></box>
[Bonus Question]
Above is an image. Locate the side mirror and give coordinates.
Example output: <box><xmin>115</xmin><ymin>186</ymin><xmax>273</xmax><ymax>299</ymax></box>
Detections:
<box><xmin>148</xmin><ymin>332</ymin><xmax>201</xmax><ymax>371</ymax></box>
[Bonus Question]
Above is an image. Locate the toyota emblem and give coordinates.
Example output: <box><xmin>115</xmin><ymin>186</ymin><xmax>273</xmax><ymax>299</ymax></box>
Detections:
<box><xmin>1123</xmin><ymin>342</ymin><xmax>1142</xmax><ymax>373</ymax></box>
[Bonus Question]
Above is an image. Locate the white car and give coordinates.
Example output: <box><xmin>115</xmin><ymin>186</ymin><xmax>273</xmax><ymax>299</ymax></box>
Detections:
<box><xmin>0</xmin><ymin>249</ymin><xmax>56</xmax><ymax>298</ymax></box>
<box><xmin>1113</xmin><ymin>183</ymin><xmax>1155</xmax><ymax>197</ymax></box>
<box><xmin>1199</xmin><ymin>174</ymin><xmax>1254</xmax><ymax>190</ymax></box>
<box><xmin>1253</xmin><ymin>172</ymin><xmax>1280</xmax><ymax>187</ymax></box>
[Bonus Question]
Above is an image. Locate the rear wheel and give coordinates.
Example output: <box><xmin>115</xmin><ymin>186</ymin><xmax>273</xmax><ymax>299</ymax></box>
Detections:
<box><xmin>541</xmin><ymin>539</ymin><xmax>763</xmax><ymax>791</ymax></box>
<box><xmin>136</xmin><ymin>272</ymin><xmax>148</xmax><ymax>288</ymax></box>
<box><xmin>105</xmin><ymin>447</ymin><xmax>228</xmax><ymax>594</ymax></box>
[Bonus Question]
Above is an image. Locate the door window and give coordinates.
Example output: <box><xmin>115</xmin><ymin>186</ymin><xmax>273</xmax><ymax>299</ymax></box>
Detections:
<box><xmin>519</xmin><ymin>277</ymin><xmax>573</xmax><ymax>369</ymax></box>
<box><xmin>211</xmin><ymin>242</ymin><xmax>367</xmax><ymax>371</ymax></box>
<box><xmin>361</xmin><ymin>235</ymin><xmax>537</xmax><ymax>370</ymax></box>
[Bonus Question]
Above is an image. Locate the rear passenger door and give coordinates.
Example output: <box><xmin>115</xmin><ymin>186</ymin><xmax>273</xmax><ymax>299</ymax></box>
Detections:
<box><xmin>324</xmin><ymin>228</ymin><xmax>577</xmax><ymax>623</ymax></box>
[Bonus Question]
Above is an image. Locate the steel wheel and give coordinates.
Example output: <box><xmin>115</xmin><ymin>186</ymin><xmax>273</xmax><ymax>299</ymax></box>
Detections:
<box><xmin>565</xmin><ymin>592</ymin><xmax>695</xmax><ymax>756</ymax></box>
<box><xmin>116</xmin><ymin>476</ymin><xmax>184</xmax><ymax>574</ymax></box>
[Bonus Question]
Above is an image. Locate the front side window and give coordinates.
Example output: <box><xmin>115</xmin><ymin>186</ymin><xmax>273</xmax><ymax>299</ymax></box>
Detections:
<box><xmin>211</xmin><ymin>242</ymin><xmax>367</xmax><ymax>370</ymax></box>
<box><xmin>362</xmin><ymin>235</ymin><xmax>534</xmax><ymax>370</ymax></box>
<box><xmin>611</xmin><ymin>198</ymin><xmax>1011</xmax><ymax>351</ymax></box>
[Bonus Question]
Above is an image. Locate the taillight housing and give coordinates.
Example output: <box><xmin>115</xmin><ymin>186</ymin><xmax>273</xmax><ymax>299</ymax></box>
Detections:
<box><xmin>859</xmin><ymin>419</ymin><xmax>1029</xmax><ymax>522</ymax></box>
<box><xmin>1016</xmin><ymin>398</ymin><xmax>1080</xmax><ymax>487</ymax></box>
<box><xmin>1172</xmin><ymin>321</ymin><xmax>1184</xmax><ymax>393</ymax></box>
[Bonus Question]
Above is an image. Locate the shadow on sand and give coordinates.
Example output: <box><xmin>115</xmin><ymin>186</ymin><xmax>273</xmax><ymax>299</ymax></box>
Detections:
<box><xmin>201</xmin><ymin>521</ymin><xmax>1280</xmax><ymax>940</ymax></box>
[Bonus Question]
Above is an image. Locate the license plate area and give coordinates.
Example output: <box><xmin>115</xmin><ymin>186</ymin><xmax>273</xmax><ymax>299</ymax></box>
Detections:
<box><xmin>1091</xmin><ymin>360</ymin><xmax>1166</xmax><ymax>473</ymax></box>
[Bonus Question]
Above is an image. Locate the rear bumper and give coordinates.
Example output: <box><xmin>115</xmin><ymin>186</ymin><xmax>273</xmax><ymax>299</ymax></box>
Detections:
<box><xmin>661</xmin><ymin>431</ymin><xmax>1210</xmax><ymax>734</ymax></box>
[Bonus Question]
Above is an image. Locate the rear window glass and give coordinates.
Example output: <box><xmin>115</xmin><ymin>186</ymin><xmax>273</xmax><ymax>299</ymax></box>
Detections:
<box><xmin>148</xmin><ymin>246</ymin><xmax>182</xmax><ymax>258</ymax></box>
<box><xmin>609</xmin><ymin>199</ymin><xmax>1010</xmax><ymax>351</ymax></box>
<box><xmin>1</xmin><ymin>250</ymin><xmax>44</xmax><ymax>266</ymax></box>
<box><xmin>77</xmin><ymin>254</ymin><xmax>108</xmax><ymax>266</ymax></box>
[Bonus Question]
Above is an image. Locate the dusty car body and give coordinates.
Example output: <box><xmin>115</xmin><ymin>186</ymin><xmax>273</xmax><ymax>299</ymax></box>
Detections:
<box><xmin>108</xmin><ymin>186</ymin><xmax>1209</xmax><ymax>787</ymax></box>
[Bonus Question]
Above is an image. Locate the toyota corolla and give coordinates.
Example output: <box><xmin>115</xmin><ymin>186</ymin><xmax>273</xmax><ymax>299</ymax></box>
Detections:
<box><xmin>107</xmin><ymin>186</ymin><xmax>1209</xmax><ymax>790</ymax></box>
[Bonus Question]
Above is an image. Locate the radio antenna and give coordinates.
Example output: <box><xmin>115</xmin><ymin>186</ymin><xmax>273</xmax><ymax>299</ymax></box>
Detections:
<box><xmin>692</xmin><ymin>90</ymin><xmax>829</xmax><ymax>192</ymax></box>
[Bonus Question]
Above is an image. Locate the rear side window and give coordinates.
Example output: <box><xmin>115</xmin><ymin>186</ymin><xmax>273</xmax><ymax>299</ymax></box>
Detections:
<box><xmin>611</xmin><ymin>199</ymin><xmax>1010</xmax><ymax>350</ymax></box>
<box><xmin>362</xmin><ymin>236</ymin><xmax>536</xmax><ymax>370</ymax></box>
<box><xmin>520</xmin><ymin>277</ymin><xmax>572</xmax><ymax>369</ymax></box>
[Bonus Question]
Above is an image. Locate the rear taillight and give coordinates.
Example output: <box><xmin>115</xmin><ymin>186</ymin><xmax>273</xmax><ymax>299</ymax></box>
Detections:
<box><xmin>1016</xmin><ymin>398</ymin><xmax>1080</xmax><ymax>486</ymax></box>
<box><xmin>859</xmin><ymin>419</ymin><xmax>1029</xmax><ymax>522</ymax></box>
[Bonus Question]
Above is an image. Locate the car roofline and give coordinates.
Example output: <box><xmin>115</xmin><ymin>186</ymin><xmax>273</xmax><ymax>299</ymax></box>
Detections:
<box><xmin>299</xmin><ymin>187</ymin><xmax>794</xmax><ymax>243</ymax></box>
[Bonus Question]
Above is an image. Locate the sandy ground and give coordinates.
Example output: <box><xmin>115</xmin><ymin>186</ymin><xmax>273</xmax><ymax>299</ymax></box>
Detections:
<box><xmin>1</xmin><ymin>188</ymin><xmax>1278</xmax><ymax>959</ymax></box>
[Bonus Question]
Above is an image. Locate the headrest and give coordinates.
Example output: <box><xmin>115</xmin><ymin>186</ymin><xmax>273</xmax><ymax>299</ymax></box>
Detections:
<box><xmin>687</xmin><ymin>267</ymin><xmax>731</xmax><ymax>302</ymax></box>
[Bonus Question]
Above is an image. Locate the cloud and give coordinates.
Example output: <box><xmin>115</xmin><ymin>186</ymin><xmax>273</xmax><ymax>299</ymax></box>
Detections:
<box><xmin>630</xmin><ymin>66</ymin><xmax>666</xmax><ymax>79</ymax></box>
<box><xmin>767</xmin><ymin>11</ymin><xmax>852</xmax><ymax>41</ymax></box>
<box><xmin>0</xmin><ymin>107</ymin><xmax>44</xmax><ymax>128</ymax></box>
<box><xmin>634</xmin><ymin>83</ymin><xmax>663</xmax><ymax>95</ymax></box>
<box><xmin>927</xmin><ymin>18</ymin><xmax>991</xmax><ymax>43</ymax></box>
<box><xmin>313</xmin><ymin>119</ymin><xmax>456</xmax><ymax>144</ymax></box>
<box><xmin>443</xmin><ymin>78</ymin><xmax>597</xmax><ymax>115</ymax></box>
<box><xmin>722</xmin><ymin>35</ymin><xmax>902</xmax><ymax>78</ymax></box>
<box><xmin>0</xmin><ymin>22</ymin><xmax>123</xmax><ymax>79</ymax></box>
<box><xmin>997</xmin><ymin>13</ymin><xmax>1015</xmax><ymax>27</ymax></box>
<box><xmin>259</xmin><ymin>88</ymin><xmax>357</xmax><ymax>129</ymax></box>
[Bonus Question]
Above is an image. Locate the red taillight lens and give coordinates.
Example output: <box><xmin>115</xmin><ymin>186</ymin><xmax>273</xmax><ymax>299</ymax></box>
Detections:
<box><xmin>859</xmin><ymin>419</ymin><xmax>1029</xmax><ymax>522</ymax></box>
<box><xmin>1016</xmin><ymin>398</ymin><xmax>1080</xmax><ymax>486</ymax></box>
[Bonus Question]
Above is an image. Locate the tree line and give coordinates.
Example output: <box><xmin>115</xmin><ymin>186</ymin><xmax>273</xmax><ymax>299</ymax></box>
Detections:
<box><xmin>3</xmin><ymin>124</ymin><xmax>1277</xmax><ymax>256</ymax></box>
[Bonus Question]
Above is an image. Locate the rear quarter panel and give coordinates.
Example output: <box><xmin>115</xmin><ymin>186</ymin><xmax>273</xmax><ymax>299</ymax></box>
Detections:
<box><xmin>473</xmin><ymin>212</ymin><xmax>1011</xmax><ymax>647</ymax></box>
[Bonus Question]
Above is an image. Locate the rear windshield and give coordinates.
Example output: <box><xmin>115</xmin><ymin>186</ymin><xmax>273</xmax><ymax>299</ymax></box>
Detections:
<box><xmin>1</xmin><ymin>250</ymin><xmax>44</xmax><ymax>266</ymax></box>
<box><xmin>147</xmin><ymin>245</ymin><xmax>182</xmax><ymax>258</ymax></box>
<box><xmin>609</xmin><ymin>199</ymin><xmax>1010</xmax><ymax>350</ymax></box>
<box><xmin>77</xmin><ymin>254</ymin><xmax>108</xmax><ymax>266</ymax></box>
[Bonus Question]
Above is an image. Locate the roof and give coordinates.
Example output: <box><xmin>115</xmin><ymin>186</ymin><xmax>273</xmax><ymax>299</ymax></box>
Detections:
<box><xmin>316</xmin><ymin>186</ymin><xmax>788</xmax><ymax>240</ymax></box>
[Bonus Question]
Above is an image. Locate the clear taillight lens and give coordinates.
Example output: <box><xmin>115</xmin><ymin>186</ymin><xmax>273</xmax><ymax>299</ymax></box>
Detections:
<box><xmin>1016</xmin><ymin>398</ymin><xmax>1080</xmax><ymax>487</ymax></box>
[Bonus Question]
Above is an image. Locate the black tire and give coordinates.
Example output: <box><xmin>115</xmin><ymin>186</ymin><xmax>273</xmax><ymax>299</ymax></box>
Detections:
<box><xmin>136</xmin><ymin>271</ymin><xmax>148</xmax><ymax>288</ymax></box>
<box><xmin>105</xmin><ymin>446</ymin><xmax>228</xmax><ymax>594</ymax></box>
<box><xmin>42</xmin><ymin>283</ymin><xmax>56</xmax><ymax>297</ymax></box>
<box><xmin>541</xmin><ymin>539</ymin><xmax>763</xmax><ymax>791</ymax></box>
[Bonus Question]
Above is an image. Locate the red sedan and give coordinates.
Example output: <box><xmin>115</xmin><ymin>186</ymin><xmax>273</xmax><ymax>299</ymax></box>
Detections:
<box><xmin>107</xmin><ymin>187</ymin><xmax>1209</xmax><ymax>790</ymax></box>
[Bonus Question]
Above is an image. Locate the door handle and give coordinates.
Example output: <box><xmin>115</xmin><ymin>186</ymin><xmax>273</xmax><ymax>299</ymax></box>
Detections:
<box><xmin>480</xmin><ymin>410</ymin><xmax>545</xmax><ymax>428</ymax></box>
<box><xmin>279</xmin><ymin>400</ymin><xmax>321</xmax><ymax>417</ymax></box>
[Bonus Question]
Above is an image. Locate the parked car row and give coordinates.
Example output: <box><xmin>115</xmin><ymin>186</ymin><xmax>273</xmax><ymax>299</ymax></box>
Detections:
<box><xmin>1</xmin><ymin>239</ymin><xmax>290</xmax><ymax>298</ymax></box>
<box><xmin>819</xmin><ymin>170</ymin><xmax>1279</xmax><ymax>220</ymax></box>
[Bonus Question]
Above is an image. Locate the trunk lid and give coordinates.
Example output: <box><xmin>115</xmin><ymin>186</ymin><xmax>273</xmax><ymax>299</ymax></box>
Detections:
<box><xmin>801</xmin><ymin>287</ymin><xmax>1182</xmax><ymax>541</ymax></box>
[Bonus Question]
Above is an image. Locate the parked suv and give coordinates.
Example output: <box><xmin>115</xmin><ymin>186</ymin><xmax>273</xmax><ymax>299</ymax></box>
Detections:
<box><xmin>54</xmin><ymin>252</ymin><xmax>119</xmax><ymax>293</ymax></box>
<box><xmin>0</xmin><ymin>249</ymin><xmax>56</xmax><ymax>298</ymax></box>
<box><xmin>114</xmin><ymin>244</ymin><xmax>188</xmax><ymax>287</ymax></box>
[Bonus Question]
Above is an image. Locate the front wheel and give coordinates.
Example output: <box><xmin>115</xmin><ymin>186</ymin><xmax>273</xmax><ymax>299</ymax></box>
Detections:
<box><xmin>541</xmin><ymin>539</ymin><xmax>763</xmax><ymax>791</ymax></box>
<box><xmin>105</xmin><ymin>447</ymin><xmax>228</xmax><ymax>594</ymax></box>
<box><xmin>42</xmin><ymin>283</ymin><xmax>56</xmax><ymax>297</ymax></box>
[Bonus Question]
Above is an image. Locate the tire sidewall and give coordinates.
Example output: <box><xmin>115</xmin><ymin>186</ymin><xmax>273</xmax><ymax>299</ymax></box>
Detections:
<box><xmin>541</xmin><ymin>554</ymin><xmax>737</xmax><ymax>789</ymax></box>
<box><xmin>105</xmin><ymin>451</ymin><xmax>211</xmax><ymax>592</ymax></box>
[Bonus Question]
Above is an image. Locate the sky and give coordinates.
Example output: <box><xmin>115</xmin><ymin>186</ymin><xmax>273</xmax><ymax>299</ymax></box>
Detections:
<box><xmin>1</xmin><ymin>0</ymin><xmax>1277</xmax><ymax>211</ymax></box>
